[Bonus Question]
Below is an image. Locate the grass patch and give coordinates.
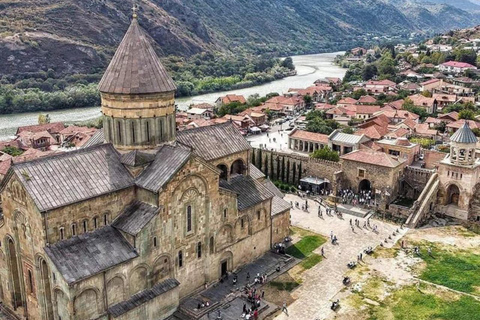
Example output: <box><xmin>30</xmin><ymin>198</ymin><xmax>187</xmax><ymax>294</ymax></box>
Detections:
<box><xmin>285</xmin><ymin>227</ymin><xmax>326</xmax><ymax>271</ymax></box>
<box><xmin>268</xmin><ymin>280</ymin><xmax>300</xmax><ymax>292</ymax></box>
<box><xmin>286</xmin><ymin>235</ymin><xmax>325</xmax><ymax>259</ymax></box>
<box><xmin>419</xmin><ymin>249</ymin><xmax>480</xmax><ymax>294</ymax></box>
<box><xmin>300</xmin><ymin>254</ymin><xmax>322</xmax><ymax>269</ymax></box>
<box><xmin>387</xmin><ymin>285</ymin><xmax>480</xmax><ymax>320</ymax></box>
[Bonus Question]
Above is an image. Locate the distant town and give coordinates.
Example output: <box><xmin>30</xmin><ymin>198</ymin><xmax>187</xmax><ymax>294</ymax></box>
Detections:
<box><xmin>1</xmin><ymin>18</ymin><xmax>480</xmax><ymax>320</ymax></box>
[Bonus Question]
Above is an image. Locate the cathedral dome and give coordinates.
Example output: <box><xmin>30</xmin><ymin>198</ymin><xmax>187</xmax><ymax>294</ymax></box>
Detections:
<box><xmin>98</xmin><ymin>18</ymin><xmax>176</xmax><ymax>95</ymax></box>
<box><xmin>450</xmin><ymin>121</ymin><xmax>477</xmax><ymax>144</ymax></box>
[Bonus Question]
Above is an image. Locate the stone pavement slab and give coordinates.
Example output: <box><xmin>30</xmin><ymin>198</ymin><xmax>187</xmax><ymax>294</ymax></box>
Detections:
<box><xmin>275</xmin><ymin>194</ymin><xmax>408</xmax><ymax>320</ymax></box>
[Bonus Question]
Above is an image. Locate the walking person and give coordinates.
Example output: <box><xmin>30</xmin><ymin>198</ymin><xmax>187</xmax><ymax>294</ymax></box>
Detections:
<box><xmin>282</xmin><ymin>301</ymin><xmax>288</xmax><ymax>316</ymax></box>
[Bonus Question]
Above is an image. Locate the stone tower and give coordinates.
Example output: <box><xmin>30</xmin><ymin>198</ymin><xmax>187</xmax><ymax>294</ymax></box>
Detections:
<box><xmin>449</xmin><ymin>121</ymin><xmax>477</xmax><ymax>166</ymax></box>
<box><xmin>98</xmin><ymin>13</ymin><xmax>177</xmax><ymax>150</ymax></box>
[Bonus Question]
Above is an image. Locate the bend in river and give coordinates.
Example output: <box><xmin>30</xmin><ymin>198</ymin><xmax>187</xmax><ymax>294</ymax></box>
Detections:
<box><xmin>0</xmin><ymin>52</ymin><xmax>346</xmax><ymax>141</ymax></box>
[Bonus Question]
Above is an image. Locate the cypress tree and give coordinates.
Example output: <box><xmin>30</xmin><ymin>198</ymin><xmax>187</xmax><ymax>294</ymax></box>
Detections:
<box><xmin>270</xmin><ymin>153</ymin><xmax>274</xmax><ymax>180</ymax></box>
<box><xmin>292</xmin><ymin>162</ymin><xmax>296</xmax><ymax>186</ymax></box>
<box><xmin>281</xmin><ymin>157</ymin><xmax>285</xmax><ymax>182</ymax></box>
<box><xmin>286</xmin><ymin>160</ymin><xmax>290</xmax><ymax>184</ymax></box>
<box><xmin>276</xmin><ymin>157</ymin><xmax>281</xmax><ymax>180</ymax></box>
<box><xmin>258</xmin><ymin>147</ymin><xmax>263</xmax><ymax>170</ymax></box>
<box><xmin>264</xmin><ymin>154</ymin><xmax>269</xmax><ymax>178</ymax></box>
<box><xmin>251</xmin><ymin>149</ymin><xmax>256</xmax><ymax>167</ymax></box>
<box><xmin>298</xmin><ymin>162</ymin><xmax>302</xmax><ymax>185</ymax></box>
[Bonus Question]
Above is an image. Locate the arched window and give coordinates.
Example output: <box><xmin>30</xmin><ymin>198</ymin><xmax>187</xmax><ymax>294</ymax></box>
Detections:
<box><xmin>241</xmin><ymin>218</ymin><xmax>244</xmax><ymax>229</ymax></box>
<box><xmin>153</xmin><ymin>237</ymin><xmax>157</xmax><ymax>248</ymax></box>
<box><xmin>131</xmin><ymin>122</ymin><xmax>136</xmax><ymax>144</ymax></box>
<box><xmin>178</xmin><ymin>251</ymin><xmax>183</xmax><ymax>268</ymax></box>
<box><xmin>257</xmin><ymin>211</ymin><xmax>261</xmax><ymax>220</ymax></box>
<box><xmin>186</xmin><ymin>205</ymin><xmax>192</xmax><ymax>233</ymax></box>
<box><xmin>83</xmin><ymin>220</ymin><xmax>88</xmax><ymax>233</ymax></box>
<box><xmin>117</xmin><ymin>121</ymin><xmax>122</xmax><ymax>142</ymax></box>
<box><xmin>197</xmin><ymin>242</ymin><xmax>202</xmax><ymax>259</ymax></box>
<box><xmin>59</xmin><ymin>227</ymin><xmax>65</xmax><ymax>240</ymax></box>
<box><xmin>93</xmin><ymin>217</ymin><xmax>98</xmax><ymax>229</ymax></box>
<box><xmin>209</xmin><ymin>236</ymin><xmax>214</xmax><ymax>254</ymax></box>
<box><xmin>27</xmin><ymin>270</ymin><xmax>34</xmax><ymax>294</ymax></box>
<box><xmin>146</xmin><ymin>121</ymin><xmax>150</xmax><ymax>142</ymax></box>
<box><xmin>223</xmin><ymin>209</ymin><xmax>227</xmax><ymax>219</ymax></box>
<box><xmin>71</xmin><ymin>223</ymin><xmax>76</xmax><ymax>236</ymax></box>
<box><xmin>103</xmin><ymin>213</ymin><xmax>109</xmax><ymax>225</ymax></box>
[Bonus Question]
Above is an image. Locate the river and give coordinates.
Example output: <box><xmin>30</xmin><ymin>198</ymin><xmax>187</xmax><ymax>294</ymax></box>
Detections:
<box><xmin>0</xmin><ymin>52</ymin><xmax>346</xmax><ymax>141</ymax></box>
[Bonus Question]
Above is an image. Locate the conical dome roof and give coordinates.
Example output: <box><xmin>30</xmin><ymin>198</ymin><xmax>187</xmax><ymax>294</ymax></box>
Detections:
<box><xmin>98</xmin><ymin>18</ymin><xmax>177</xmax><ymax>95</ymax></box>
<box><xmin>450</xmin><ymin>121</ymin><xmax>478</xmax><ymax>144</ymax></box>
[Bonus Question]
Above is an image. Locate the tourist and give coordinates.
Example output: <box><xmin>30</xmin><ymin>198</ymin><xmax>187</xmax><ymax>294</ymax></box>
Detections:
<box><xmin>321</xmin><ymin>246</ymin><xmax>325</xmax><ymax>257</ymax></box>
<box><xmin>282</xmin><ymin>302</ymin><xmax>288</xmax><ymax>316</ymax></box>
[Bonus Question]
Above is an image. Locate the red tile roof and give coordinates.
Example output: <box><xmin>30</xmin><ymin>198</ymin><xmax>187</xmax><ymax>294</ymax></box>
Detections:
<box><xmin>337</xmin><ymin>97</ymin><xmax>358</xmax><ymax>105</ymax></box>
<box><xmin>341</xmin><ymin>150</ymin><xmax>404</xmax><ymax>167</ymax></box>
<box><xmin>357</xmin><ymin>95</ymin><xmax>378</xmax><ymax>104</ymax></box>
<box><xmin>290</xmin><ymin>130</ymin><xmax>329</xmax><ymax>144</ymax></box>
<box><xmin>447</xmin><ymin>119</ymin><xmax>480</xmax><ymax>130</ymax></box>
<box><xmin>315</xmin><ymin>103</ymin><xmax>336</xmax><ymax>110</ymax></box>
<box><xmin>16</xmin><ymin>122</ymin><xmax>65</xmax><ymax>135</ymax></box>
<box><xmin>220</xmin><ymin>94</ymin><xmax>247</xmax><ymax>105</ymax></box>
<box><xmin>442</xmin><ymin>61</ymin><xmax>476</xmax><ymax>68</ymax></box>
<box><xmin>355</xmin><ymin>125</ymin><xmax>389</xmax><ymax>140</ymax></box>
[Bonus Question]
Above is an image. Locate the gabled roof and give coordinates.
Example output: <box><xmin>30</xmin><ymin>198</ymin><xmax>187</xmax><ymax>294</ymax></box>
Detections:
<box><xmin>109</xmin><ymin>279</ymin><xmax>180</xmax><ymax>318</ymax></box>
<box><xmin>219</xmin><ymin>175</ymin><xmax>274</xmax><ymax>211</ymax></box>
<box><xmin>135</xmin><ymin>145</ymin><xmax>191</xmax><ymax>193</ymax></box>
<box><xmin>176</xmin><ymin>122</ymin><xmax>251</xmax><ymax>161</ymax></box>
<box><xmin>16</xmin><ymin>122</ymin><xmax>65</xmax><ymax>135</ymax></box>
<box><xmin>112</xmin><ymin>201</ymin><xmax>162</xmax><ymax>236</ymax></box>
<box><xmin>98</xmin><ymin>18</ymin><xmax>176</xmax><ymax>94</ymax></box>
<box><xmin>329</xmin><ymin>130</ymin><xmax>367</xmax><ymax>145</ymax></box>
<box><xmin>450</xmin><ymin>121</ymin><xmax>478</xmax><ymax>144</ymax></box>
<box><xmin>45</xmin><ymin>226</ymin><xmax>138</xmax><ymax>284</ymax></box>
<box><xmin>249</xmin><ymin>163</ymin><xmax>265</xmax><ymax>180</ymax></box>
<box><xmin>290</xmin><ymin>130</ymin><xmax>329</xmax><ymax>144</ymax></box>
<box><xmin>121</xmin><ymin>150</ymin><xmax>156</xmax><ymax>167</ymax></box>
<box><xmin>341</xmin><ymin>150</ymin><xmax>404</xmax><ymax>168</ymax></box>
<box><xmin>11</xmin><ymin>144</ymin><xmax>134</xmax><ymax>212</ymax></box>
<box><xmin>357</xmin><ymin>95</ymin><xmax>377</xmax><ymax>104</ymax></box>
<box><xmin>271</xmin><ymin>196</ymin><xmax>292</xmax><ymax>216</ymax></box>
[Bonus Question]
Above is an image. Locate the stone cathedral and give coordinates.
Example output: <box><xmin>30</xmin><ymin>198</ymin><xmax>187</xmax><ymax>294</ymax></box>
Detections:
<box><xmin>0</xmin><ymin>14</ymin><xmax>291</xmax><ymax>320</ymax></box>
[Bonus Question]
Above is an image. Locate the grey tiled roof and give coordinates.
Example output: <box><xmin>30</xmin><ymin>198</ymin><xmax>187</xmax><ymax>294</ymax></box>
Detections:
<box><xmin>98</xmin><ymin>18</ymin><xmax>176</xmax><ymax>95</ymax></box>
<box><xmin>81</xmin><ymin>130</ymin><xmax>105</xmax><ymax>148</ymax></box>
<box><xmin>108</xmin><ymin>278</ymin><xmax>180</xmax><ymax>318</ymax></box>
<box><xmin>112</xmin><ymin>201</ymin><xmax>161</xmax><ymax>236</ymax></box>
<box><xmin>177</xmin><ymin>123</ymin><xmax>251</xmax><ymax>161</ymax></box>
<box><xmin>263</xmin><ymin>179</ymin><xmax>284</xmax><ymax>198</ymax></box>
<box><xmin>249</xmin><ymin>163</ymin><xmax>265</xmax><ymax>180</ymax></box>
<box><xmin>45</xmin><ymin>226</ymin><xmax>138</xmax><ymax>284</ymax></box>
<box><xmin>329</xmin><ymin>130</ymin><xmax>366</xmax><ymax>145</ymax></box>
<box><xmin>13</xmin><ymin>144</ymin><xmax>134</xmax><ymax>212</ymax></box>
<box><xmin>450</xmin><ymin>121</ymin><xmax>478</xmax><ymax>144</ymax></box>
<box><xmin>271</xmin><ymin>196</ymin><xmax>291</xmax><ymax>216</ymax></box>
<box><xmin>120</xmin><ymin>150</ymin><xmax>156</xmax><ymax>167</ymax></box>
<box><xmin>135</xmin><ymin>145</ymin><xmax>191</xmax><ymax>192</ymax></box>
<box><xmin>219</xmin><ymin>175</ymin><xmax>274</xmax><ymax>211</ymax></box>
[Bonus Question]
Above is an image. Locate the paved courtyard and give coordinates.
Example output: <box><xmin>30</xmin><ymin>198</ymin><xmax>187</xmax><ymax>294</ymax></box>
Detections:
<box><xmin>275</xmin><ymin>194</ymin><xmax>408</xmax><ymax>320</ymax></box>
<box><xmin>247</xmin><ymin>123</ymin><xmax>298</xmax><ymax>154</ymax></box>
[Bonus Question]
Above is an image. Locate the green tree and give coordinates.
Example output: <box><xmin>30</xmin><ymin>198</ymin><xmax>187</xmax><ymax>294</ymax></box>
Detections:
<box><xmin>2</xmin><ymin>146</ymin><xmax>24</xmax><ymax>156</ymax></box>
<box><xmin>310</xmin><ymin>147</ymin><xmax>340</xmax><ymax>162</ymax></box>
<box><xmin>459</xmin><ymin>109</ymin><xmax>475</xmax><ymax>120</ymax></box>
<box><xmin>303</xmin><ymin>95</ymin><xmax>313</xmax><ymax>108</ymax></box>
<box><xmin>352</xmin><ymin>89</ymin><xmax>367</xmax><ymax>100</ymax></box>
<box><xmin>38</xmin><ymin>113</ymin><xmax>51</xmax><ymax>124</ymax></box>
<box><xmin>281</xmin><ymin>57</ymin><xmax>295</xmax><ymax>70</ymax></box>
<box><xmin>362</xmin><ymin>64</ymin><xmax>377</xmax><ymax>81</ymax></box>
<box><xmin>343</xmin><ymin>127</ymin><xmax>354</xmax><ymax>134</ymax></box>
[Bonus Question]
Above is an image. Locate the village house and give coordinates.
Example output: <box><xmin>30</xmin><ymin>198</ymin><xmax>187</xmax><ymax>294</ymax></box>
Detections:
<box><xmin>329</xmin><ymin>130</ymin><xmax>370</xmax><ymax>155</ymax></box>
<box><xmin>215</xmin><ymin>94</ymin><xmax>247</xmax><ymax>108</ymax></box>
<box><xmin>364</xmin><ymin>80</ymin><xmax>397</xmax><ymax>95</ymax></box>
<box><xmin>186</xmin><ymin>107</ymin><xmax>214</xmax><ymax>120</ymax></box>
<box><xmin>375</xmin><ymin>138</ymin><xmax>421</xmax><ymax>166</ymax></box>
<box><xmin>438</xmin><ymin>61</ymin><xmax>477</xmax><ymax>74</ymax></box>
<box><xmin>408</xmin><ymin>94</ymin><xmax>438</xmax><ymax>113</ymax></box>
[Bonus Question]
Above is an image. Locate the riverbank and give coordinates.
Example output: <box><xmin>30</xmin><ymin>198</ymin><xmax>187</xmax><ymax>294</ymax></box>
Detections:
<box><xmin>0</xmin><ymin>52</ymin><xmax>345</xmax><ymax>141</ymax></box>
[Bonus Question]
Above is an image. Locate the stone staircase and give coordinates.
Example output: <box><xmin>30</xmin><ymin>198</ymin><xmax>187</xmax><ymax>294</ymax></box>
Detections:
<box><xmin>406</xmin><ymin>173</ymin><xmax>440</xmax><ymax>228</ymax></box>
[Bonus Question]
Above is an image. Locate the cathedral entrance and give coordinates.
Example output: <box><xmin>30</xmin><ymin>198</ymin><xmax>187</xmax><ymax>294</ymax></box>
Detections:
<box><xmin>221</xmin><ymin>261</ymin><xmax>228</xmax><ymax>278</ymax></box>
<box><xmin>447</xmin><ymin>184</ymin><xmax>460</xmax><ymax>206</ymax></box>
<box><xmin>7</xmin><ymin>238</ymin><xmax>23</xmax><ymax>309</ymax></box>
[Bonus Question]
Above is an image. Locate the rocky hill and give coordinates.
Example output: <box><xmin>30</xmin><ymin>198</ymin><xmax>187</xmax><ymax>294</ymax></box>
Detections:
<box><xmin>1</xmin><ymin>0</ymin><xmax>479</xmax><ymax>81</ymax></box>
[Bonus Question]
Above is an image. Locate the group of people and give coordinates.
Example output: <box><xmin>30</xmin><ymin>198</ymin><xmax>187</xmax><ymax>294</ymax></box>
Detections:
<box><xmin>338</xmin><ymin>188</ymin><xmax>375</xmax><ymax>207</ymax></box>
<box><xmin>242</xmin><ymin>286</ymin><xmax>265</xmax><ymax>319</ymax></box>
